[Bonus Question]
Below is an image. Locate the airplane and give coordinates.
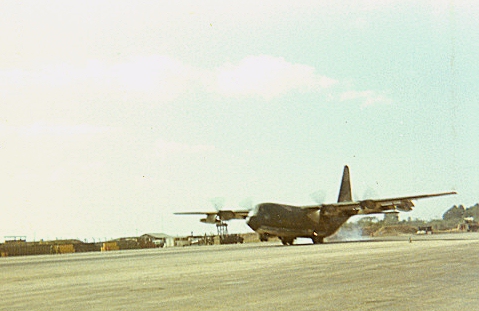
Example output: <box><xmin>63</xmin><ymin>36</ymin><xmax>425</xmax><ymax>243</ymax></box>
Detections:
<box><xmin>246</xmin><ymin>165</ymin><xmax>456</xmax><ymax>245</ymax></box>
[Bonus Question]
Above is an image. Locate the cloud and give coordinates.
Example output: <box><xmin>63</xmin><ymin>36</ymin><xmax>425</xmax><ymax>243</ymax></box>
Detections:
<box><xmin>2</xmin><ymin>54</ymin><xmax>387</xmax><ymax>115</ymax></box>
<box><xmin>0</xmin><ymin>121</ymin><xmax>117</xmax><ymax>183</ymax></box>
<box><xmin>110</xmin><ymin>56</ymin><xmax>196</xmax><ymax>94</ymax></box>
<box><xmin>15</xmin><ymin>122</ymin><xmax>114</xmax><ymax>137</ymax></box>
<box><xmin>1</xmin><ymin>54</ymin><xmax>341</xmax><ymax>102</ymax></box>
<box><xmin>0</xmin><ymin>122</ymin><xmax>116</xmax><ymax>146</ymax></box>
<box><xmin>340</xmin><ymin>90</ymin><xmax>393</xmax><ymax>108</ymax></box>
<box><xmin>156</xmin><ymin>139</ymin><xmax>216</xmax><ymax>155</ymax></box>
<box><xmin>0</xmin><ymin>55</ymin><xmax>197</xmax><ymax>112</ymax></box>
<box><xmin>214</xmin><ymin>55</ymin><xmax>337</xmax><ymax>99</ymax></box>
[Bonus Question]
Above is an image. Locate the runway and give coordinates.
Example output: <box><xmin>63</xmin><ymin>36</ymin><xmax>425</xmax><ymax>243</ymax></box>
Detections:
<box><xmin>1</xmin><ymin>233</ymin><xmax>478</xmax><ymax>310</ymax></box>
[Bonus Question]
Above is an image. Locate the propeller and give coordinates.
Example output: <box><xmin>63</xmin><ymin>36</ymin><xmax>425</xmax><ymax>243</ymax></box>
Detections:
<box><xmin>239</xmin><ymin>197</ymin><xmax>254</xmax><ymax>210</ymax></box>
<box><xmin>354</xmin><ymin>186</ymin><xmax>378</xmax><ymax>201</ymax></box>
<box><xmin>208</xmin><ymin>197</ymin><xmax>253</xmax><ymax>222</ymax></box>
<box><xmin>210</xmin><ymin>197</ymin><xmax>225</xmax><ymax>211</ymax></box>
<box><xmin>310</xmin><ymin>187</ymin><xmax>378</xmax><ymax>204</ymax></box>
<box><xmin>310</xmin><ymin>190</ymin><xmax>327</xmax><ymax>204</ymax></box>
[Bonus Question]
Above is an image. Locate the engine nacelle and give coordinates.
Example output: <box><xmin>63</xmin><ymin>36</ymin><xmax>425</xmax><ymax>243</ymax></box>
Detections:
<box><xmin>360</xmin><ymin>200</ymin><xmax>380</xmax><ymax>211</ymax></box>
<box><xmin>218</xmin><ymin>210</ymin><xmax>235</xmax><ymax>221</ymax></box>
<box><xmin>200</xmin><ymin>214</ymin><xmax>219</xmax><ymax>224</ymax></box>
<box><xmin>396</xmin><ymin>200</ymin><xmax>414</xmax><ymax>211</ymax></box>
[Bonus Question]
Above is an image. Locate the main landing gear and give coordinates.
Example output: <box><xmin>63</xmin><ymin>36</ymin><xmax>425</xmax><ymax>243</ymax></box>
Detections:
<box><xmin>279</xmin><ymin>236</ymin><xmax>324</xmax><ymax>245</ymax></box>
<box><xmin>279</xmin><ymin>237</ymin><xmax>295</xmax><ymax>245</ymax></box>
<box><xmin>311</xmin><ymin>235</ymin><xmax>324</xmax><ymax>244</ymax></box>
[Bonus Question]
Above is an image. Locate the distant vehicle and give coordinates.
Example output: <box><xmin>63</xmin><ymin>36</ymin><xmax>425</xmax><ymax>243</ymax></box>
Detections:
<box><xmin>220</xmin><ymin>234</ymin><xmax>243</xmax><ymax>245</ymax></box>
<box><xmin>189</xmin><ymin>235</ymin><xmax>215</xmax><ymax>246</ymax></box>
<box><xmin>458</xmin><ymin>218</ymin><xmax>479</xmax><ymax>232</ymax></box>
<box><xmin>417</xmin><ymin>226</ymin><xmax>433</xmax><ymax>235</ymax></box>
<box><xmin>153</xmin><ymin>240</ymin><xmax>165</xmax><ymax>248</ymax></box>
<box><xmin>246</xmin><ymin>166</ymin><xmax>456</xmax><ymax>245</ymax></box>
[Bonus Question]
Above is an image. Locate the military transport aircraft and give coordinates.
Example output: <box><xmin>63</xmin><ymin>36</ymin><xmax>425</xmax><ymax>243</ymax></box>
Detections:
<box><xmin>175</xmin><ymin>166</ymin><xmax>456</xmax><ymax>245</ymax></box>
<box><xmin>246</xmin><ymin>166</ymin><xmax>456</xmax><ymax>245</ymax></box>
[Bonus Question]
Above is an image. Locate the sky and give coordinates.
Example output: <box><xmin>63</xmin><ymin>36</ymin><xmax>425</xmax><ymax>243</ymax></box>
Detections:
<box><xmin>1</xmin><ymin>0</ymin><xmax>478</xmax><ymax>241</ymax></box>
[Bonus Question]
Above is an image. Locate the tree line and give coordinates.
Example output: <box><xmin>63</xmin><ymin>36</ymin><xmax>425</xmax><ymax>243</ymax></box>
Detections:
<box><xmin>349</xmin><ymin>203</ymin><xmax>479</xmax><ymax>233</ymax></box>
<box><xmin>442</xmin><ymin>203</ymin><xmax>479</xmax><ymax>226</ymax></box>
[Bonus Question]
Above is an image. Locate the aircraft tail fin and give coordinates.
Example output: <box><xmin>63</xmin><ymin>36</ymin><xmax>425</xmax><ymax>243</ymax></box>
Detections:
<box><xmin>337</xmin><ymin>165</ymin><xmax>352</xmax><ymax>203</ymax></box>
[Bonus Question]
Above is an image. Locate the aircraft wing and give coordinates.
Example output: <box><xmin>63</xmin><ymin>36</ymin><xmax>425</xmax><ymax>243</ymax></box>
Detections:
<box><xmin>303</xmin><ymin>191</ymin><xmax>456</xmax><ymax>216</ymax></box>
<box><xmin>174</xmin><ymin>210</ymin><xmax>250</xmax><ymax>223</ymax></box>
<box><xmin>355</xmin><ymin>191</ymin><xmax>457</xmax><ymax>213</ymax></box>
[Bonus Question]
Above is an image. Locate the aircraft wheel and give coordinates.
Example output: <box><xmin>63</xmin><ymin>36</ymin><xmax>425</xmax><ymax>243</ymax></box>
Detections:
<box><xmin>311</xmin><ymin>236</ymin><xmax>324</xmax><ymax>244</ymax></box>
<box><xmin>259</xmin><ymin>234</ymin><xmax>269</xmax><ymax>242</ymax></box>
<box><xmin>280</xmin><ymin>237</ymin><xmax>294</xmax><ymax>245</ymax></box>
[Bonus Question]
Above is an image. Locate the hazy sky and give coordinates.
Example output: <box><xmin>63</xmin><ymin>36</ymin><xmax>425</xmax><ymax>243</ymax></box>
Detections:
<box><xmin>1</xmin><ymin>1</ymin><xmax>478</xmax><ymax>241</ymax></box>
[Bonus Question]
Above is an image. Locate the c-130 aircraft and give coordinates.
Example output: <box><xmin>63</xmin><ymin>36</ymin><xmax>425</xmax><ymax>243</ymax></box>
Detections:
<box><xmin>246</xmin><ymin>166</ymin><xmax>456</xmax><ymax>245</ymax></box>
<box><xmin>176</xmin><ymin>166</ymin><xmax>455</xmax><ymax>245</ymax></box>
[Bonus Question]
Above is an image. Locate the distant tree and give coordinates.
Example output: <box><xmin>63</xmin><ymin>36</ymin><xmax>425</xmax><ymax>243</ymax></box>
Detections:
<box><xmin>427</xmin><ymin>219</ymin><xmax>449</xmax><ymax>231</ymax></box>
<box><xmin>443</xmin><ymin>205</ymin><xmax>465</xmax><ymax>222</ymax></box>
<box><xmin>357</xmin><ymin>216</ymin><xmax>379</xmax><ymax>226</ymax></box>
<box><xmin>464</xmin><ymin>203</ymin><xmax>479</xmax><ymax>221</ymax></box>
<box><xmin>354</xmin><ymin>216</ymin><xmax>381</xmax><ymax>236</ymax></box>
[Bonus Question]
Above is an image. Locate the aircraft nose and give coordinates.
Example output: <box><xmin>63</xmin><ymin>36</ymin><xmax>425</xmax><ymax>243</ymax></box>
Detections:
<box><xmin>246</xmin><ymin>215</ymin><xmax>259</xmax><ymax>230</ymax></box>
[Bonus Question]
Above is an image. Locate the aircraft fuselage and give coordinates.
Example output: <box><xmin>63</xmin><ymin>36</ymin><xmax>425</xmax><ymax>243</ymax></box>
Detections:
<box><xmin>246</xmin><ymin>202</ymin><xmax>351</xmax><ymax>245</ymax></box>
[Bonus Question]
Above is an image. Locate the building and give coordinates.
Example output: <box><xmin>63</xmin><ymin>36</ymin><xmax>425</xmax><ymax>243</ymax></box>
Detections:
<box><xmin>383</xmin><ymin>211</ymin><xmax>400</xmax><ymax>224</ymax></box>
<box><xmin>140</xmin><ymin>233</ymin><xmax>175</xmax><ymax>248</ymax></box>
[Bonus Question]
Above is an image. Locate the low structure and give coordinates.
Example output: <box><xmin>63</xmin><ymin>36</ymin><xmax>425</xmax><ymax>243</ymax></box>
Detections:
<box><xmin>140</xmin><ymin>233</ymin><xmax>175</xmax><ymax>248</ymax></box>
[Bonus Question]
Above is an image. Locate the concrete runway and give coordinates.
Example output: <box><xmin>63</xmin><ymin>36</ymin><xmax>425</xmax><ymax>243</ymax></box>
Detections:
<box><xmin>1</xmin><ymin>233</ymin><xmax>478</xmax><ymax>310</ymax></box>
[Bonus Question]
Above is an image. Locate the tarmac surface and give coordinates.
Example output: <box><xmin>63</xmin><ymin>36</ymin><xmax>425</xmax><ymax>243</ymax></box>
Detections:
<box><xmin>1</xmin><ymin>233</ymin><xmax>478</xmax><ymax>310</ymax></box>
